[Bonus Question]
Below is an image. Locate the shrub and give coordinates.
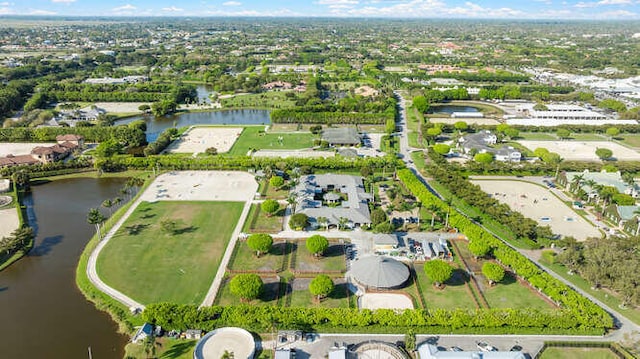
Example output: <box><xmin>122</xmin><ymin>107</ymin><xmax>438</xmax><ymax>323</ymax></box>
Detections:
<box><xmin>482</xmin><ymin>262</ymin><xmax>505</xmax><ymax>285</ymax></box>
<box><xmin>309</xmin><ymin>274</ymin><xmax>334</xmax><ymax>301</ymax></box>
<box><xmin>247</xmin><ymin>233</ymin><xmax>273</xmax><ymax>257</ymax></box>
<box><xmin>289</xmin><ymin>213</ymin><xmax>309</xmax><ymax>230</ymax></box>
<box><xmin>229</xmin><ymin>274</ymin><xmax>263</xmax><ymax>302</ymax></box>
<box><xmin>424</xmin><ymin>259</ymin><xmax>453</xmax><ymax>287</ymax></box>
<box><xmin>306</xmin><ymin>234</ymin><xmax>329</xmax><ymax>257</ymax></box>
<box><xmin>261</xmin><ymin>199</ymin><xmax>280</xmax><ymax>217</ymax></box>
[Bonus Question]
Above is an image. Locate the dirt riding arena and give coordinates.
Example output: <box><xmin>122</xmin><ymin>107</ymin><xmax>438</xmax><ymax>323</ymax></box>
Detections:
<box><xmin>165</xmin><ymin>127</ymin><xmax>242</xmax><ymax>154</ymax></box>
<box><xmin>471</xmin><ymin>180</ymin><xmax>601</xmax><ymax>241</ymax></box>
<box><xmin>517</xmin><ymin>140</ymin><xmax>639</xmax><ymax>161</ymax></box>
<box><xmin>359</xmin><ymin>293</ymin><xmax>414</xmax><ymax>310</ymax></box>
<box><xmin>0</xmin><ymin>142</ymin><xmax>56</xmax><ymax>156</ymax></box>
<box><xmin>140</xmin><ymin>171</ymin><xmax>258</xmax><ymax>202</ymax></box>
<box><xmin>0</xmin><ymin>208</ymin><xmax>19</xmax><ymax>240</ymax></box>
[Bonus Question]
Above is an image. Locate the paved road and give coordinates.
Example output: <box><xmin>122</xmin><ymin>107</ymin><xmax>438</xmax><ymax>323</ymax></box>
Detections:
<box><xmin>392</xmin><ymin>92</ymin><xmax>640</xmax><ymax>345</ymax></box>
<box><xmin>87</xmin><ymin>196</ymin><xmax>146</xmax><ymax>311</ymax></box>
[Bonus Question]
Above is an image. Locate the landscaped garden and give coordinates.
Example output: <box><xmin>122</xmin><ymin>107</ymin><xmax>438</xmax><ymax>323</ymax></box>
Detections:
<box><xmin>242</xmin><ymin>203</ymin><xmax>284</xmax><ymax>233</ymax></box>
<box><xmin>97</xmin><ymin>201</ymin><xmax>244</xmax><ymax>305</ymax></box>
<box><xmin>539</xmin><ymin>347</ymin><xmax>619</xmax><ymax>359</ymax></box>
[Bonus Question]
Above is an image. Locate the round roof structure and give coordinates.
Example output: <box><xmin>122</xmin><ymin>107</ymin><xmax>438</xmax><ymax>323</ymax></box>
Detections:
<box><xmin>351</xmin><ymin>256</ymin><xmax>410</xmax><ymax>289</ymax></box>
<box><xmin>193</xmin><ymin>327</ymin><xmax>255</xmax><ymax>359</ymax></box>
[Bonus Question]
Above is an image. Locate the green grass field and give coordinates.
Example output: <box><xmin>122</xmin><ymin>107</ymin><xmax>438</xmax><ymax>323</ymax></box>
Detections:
<box><xmin>620</xmin><ymin>134</ymin><xmax>640</xmax><ymax>148</ymax></box>
<box><xmin>289</xmin><ymin>280</ymin><xmax>351</xmax><ymax>308</ymax></box>
<box><xmin>125</xmin><ymin>338</ymin><xmax>196</xmax><ymax>359</ymax></box>
<box><xmin>227</xmin><ymin>126</ymin><xmax>317</xmax><ymax>156</ymax></box>
<box><xmin>97</xmin><ymin>201</ymin><xmax>244</xmax><ymax>305</ymax></box>
<box><xmin>293</xmin><ymin>241</ymin><xmax>347</xmax><ymax>273</ymax></box>
<box><xmin>414</xmin><ymin>264</ymin><xmax>478</xmax><ymax>310</ymax></box>
<box><xmin>519</xmin><ymin>132</ymin><xmax>558</xmax><ymax>141</ymax></box>
<box><xmin>220</xmin><ymin>92</ymin><xmax>298</xmax><ymax>109</ymax></box>
<box><xmin>242</xmin><ymin>204</ymin><xmax>284</xmax><ymax>233</ymax></box>
<box><xmin>215</xmin><ymin>276</ymin><xmax>280</xmax><ymax>306</ymax></box>
<box><xmin>539</xmin><ymin>347</ymin><xmax>618</xmax><ymax>359</ymax></box>
<box><xmin>228</xmin><ymin>241</ymin><xmax>289</xmax><ymax>272</ymax></box>
<box><xmin>480</xmin><ymin>273</ymin><xmax>554</xmax><ymax>309</ymax></box>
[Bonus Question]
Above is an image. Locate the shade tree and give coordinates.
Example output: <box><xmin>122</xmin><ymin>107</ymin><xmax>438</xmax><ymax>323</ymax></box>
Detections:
<box><xmin>482</xmin><ymin>262</ymin><xmax>506</xmax><ymax>285</ymax></box>
<box><xmin>309</xmin><ymin>274</ymin><xmax>334</xmax><ymax>301</ymax></box>
<box><xmin>423</xmin><ymin>259</ymin><xmax>454</xmax><ymax>288</ymax></box>
<box><xmin>306</xmin><ymin>234</ymin><xmax>329</xmax><ymax>257</ymax></box>
<box><xmin>229</xmin><ymin>273</ymin><xmax>263</xmax><ymax>302</ymax></box>
<box><xmin>247</xmin><ymin>233</ymin><xmax>273</xmax><ymax>257</ymax></box>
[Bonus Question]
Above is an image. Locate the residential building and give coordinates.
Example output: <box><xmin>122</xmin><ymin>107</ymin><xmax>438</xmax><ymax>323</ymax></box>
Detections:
<box><xmin>321</xmin><ymin>128</ymin><xmax>362</xmax><ymax>147</ymax></box>
<box><xmin>0</xmin><ymin>135</ymin><xmax>81</xmax><ymax>168</ymax></box>
<box><xmin>557</xmin><ymin>170</ymin><xmax>640</xmax><ymax>199</ymax></box>
<box><xmin>458</xmin><ymin>131</ymin><xmax>521</xmax><ymax>162</ymax></box>
<box><xmin>293</xmin><ymin>174</ymin><xmax>373</xmax><ymax>229</ymax></box>
<box><xmin>604</xmin><ymin>204</ymin><xmax>640</xmax><ymax>228</ymax></box>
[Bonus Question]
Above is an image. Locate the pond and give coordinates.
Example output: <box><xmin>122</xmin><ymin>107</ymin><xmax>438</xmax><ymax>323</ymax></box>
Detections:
<box><xmin>0</xmin><ymin>178</ymin><xmax>129</xmax><ymax>358</ymax></box>
<box><xmin>431</xmin><ymin>105</ymin><xmax>481</xmax><ymax>114</ymax></box>
<box><xmin>116</xmin><ymin>109</ymin><xmax>271</xmax><ymax>142</ymax></box>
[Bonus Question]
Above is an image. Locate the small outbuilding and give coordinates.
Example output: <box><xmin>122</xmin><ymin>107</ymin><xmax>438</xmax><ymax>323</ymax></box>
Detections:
<box><xmin>351</xmin><ymin>255</ymin><xmax>410</xmax><ymax>289</ymax></box>
<box><xmin>322</xmin><ymin>128</ymin><xmax>362</xmax><ymax>147</ymax></box>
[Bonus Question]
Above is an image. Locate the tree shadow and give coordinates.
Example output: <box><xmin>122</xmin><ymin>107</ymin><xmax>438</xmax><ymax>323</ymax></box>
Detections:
<box><xmin>174</xmin><ymin>226</ymin><xmax>198</xmax><ymax>235</ymax></box>
<box><xmin>322</xmin><ymin>244</ymin><xmax>345</xmax><ymax>258</ymax></box>
<box><xmin>500</xmin><ymin>272</ymin><xmax>517</xmax><ymax>285</ymax></box>
<box><xmin>446</xmin><ymin>268</ymin><xmax>470</xmax><ymax>287</ymax></box>
<box><xmin>125</xmin><ymin>223</ymin><xmax>149</xmax><ymax>236</ymax></box>
<box><xmin>261</xmin><ymin>281</ymin><xmax>281</xmax><ymax>303</ymax></box>
<box><xmin>327</xmin><ymin>283</ymin><xmax>349</xmax><ymax>300</ymax></box>
<box><xmin>160</xmin><ymin>341</ymin><xmax>194</xmax><ymax>359</ymax></box>
<box><xmin>141</xmin><ymin>213</ymin><xmax>156</xmax><ymax>220</ymax></box>
<box><xmin>30</xmin><ymin>235</ymin><xmax>63</xmax><ymax>256</ymax></box>
<box><xmin>271</xmin><ymin>242</ymin><xmax>294</xmax><ymax>256</ymax></box>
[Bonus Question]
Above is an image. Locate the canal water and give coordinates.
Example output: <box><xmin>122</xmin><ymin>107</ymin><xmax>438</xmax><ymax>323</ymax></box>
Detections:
<box><xmin>0</xmin><ymin>177</ymin><xmax>129</xmax><ymax>358</ymax></box>
<box><xmin>117</xmin><ymin>109</ymin><xmax>271</xmax><ymax>142</ymax></box>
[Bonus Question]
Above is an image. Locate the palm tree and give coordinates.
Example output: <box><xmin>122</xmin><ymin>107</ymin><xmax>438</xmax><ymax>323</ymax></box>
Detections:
<box><xmin>286</xmin><ymin>194</ymin><xmax>298</xmax><ymax>213</ymax></box>
<box><xmin>87</xmin><ymin>208</ymin><xmax>106</xmax><ymax>240</ymax></box>
<box><xmin>113</xmin><ymin>197</ymin><xmax>122</xmax><ymax>208</ymax></box>
<box><xmin>570</xmin><ymin>174</ymin><xmax>585</xmax><ymax>193</ymax></box>
<box><xmin>338</xmin><ymin>217</ymin><xmax>349</xmax><ymax>230</ymax></box>
<box><xmin>584</xmin><ymin>179</ymin><xmax>598</xmax><ymax>203</ymax></box>
<box><xmin>317</xmin><ymin>216</ymin><xmax>329</xmax><ymax>231</ymax></box>
<box><xmin>101</xmin><ymin>199</ymin><xmax>114</xmax><ymax>217</ymax></box>
<box><xmin>444</xmin><ymin>197</ymin><xmax>453</xmax><ymax>229</ymax></box>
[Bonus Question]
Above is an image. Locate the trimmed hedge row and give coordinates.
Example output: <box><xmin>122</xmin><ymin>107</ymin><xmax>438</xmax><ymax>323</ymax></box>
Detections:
<box><xmin>271</xmin><ymin>109</ymin><xmax>393</xmax><ymax>124</ymax></box>
<box><xmin>396</xmin><ymin>169</ymin><xmax>613</xmax><ymax>331</ymax></box>
<box><xmin>141</xmin><ymin>303</ymin><xmax>600</xmax><ymax>334</ymax></box>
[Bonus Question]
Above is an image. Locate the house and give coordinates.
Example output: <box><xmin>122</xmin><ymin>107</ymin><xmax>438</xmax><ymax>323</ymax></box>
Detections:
<box><xmin>558</xmin><ymin>170</ymin><xmax>640</xmax><ymax>199</ymax></box>
<box><xmin>56</xmin><ymin>134</ymin><xmax>85</xmax><ymax>147</ymax></box>
<box><xmin>604</xmin><ymin>204</ymin><xmax>640</xmax><ymax>228</ymax></box>
<box><xmin>321</xmin><ymin>128</ymin><xmax>362</xmax><ymax>147</ymax></box>
<box><xmin>131</xmin><ymin>323</ymin><xmax>154</xmax><ymax>343</ymax></box>
<box><xmin>262</xmin><ymin>81</ymin><xmax>292</xmax><ymax>91</ymax></box>
<box><xmin>293</xmin><ymin>174</ymin><xmax>373</xmax><ymax>229</ymax></box>
<box><xmin>458</xmin><ymin>131</ymin><xmax>521</xmax><ymax>162</ymax></box>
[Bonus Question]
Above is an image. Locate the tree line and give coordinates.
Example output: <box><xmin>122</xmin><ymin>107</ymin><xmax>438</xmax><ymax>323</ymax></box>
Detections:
<box><xmin>0</xmin><ymin>122</ymin><xmax>146</xmax><ymax>147</ymax></box>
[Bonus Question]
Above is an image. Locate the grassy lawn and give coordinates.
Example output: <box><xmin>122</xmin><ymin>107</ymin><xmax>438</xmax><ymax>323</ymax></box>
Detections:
<box><xmin>408</xmin><ymin>132</ymin><xmax>425</xmax><ymax>148</ymax></box>
<box><xmin>265</xmin><ymin>183</ymin><xmax>289</xmax><ymax>200</ymax></box>
<box><xmin>229</xmin><ymin>241</ymin><xmax>289</xmax><ymax>272</ymax></box>
<box><xmin>293</xmin><ymin>241</ymin><xmax>347</xmax><ymax>273</ymax></box>
<box><xmin>414</xmin><ymin>264</ymin><xmax>478</xmax><ymax>310</ymax></box>
<box><xmin>220</xmin><ymin>91</ymin><xmax>298</xmax><ymax>109</ymax></box>
<box><xmin>569</xmin><ymin>133</ymin><xmax>607</xmax><ymax>141</ymax></box>
<box><xmin>619</xmin><ymin>134</ymin><xmax>640</xmax><ymax>148</ymax></box>
<box><xmin>479</xmin><ymin>272</ymin><xmax>554</xmax><ymax>309</ymax></box>
<box><xmin>289</xmin><ymin>280</ymin><xmax>351</xmax><ymax>308</ymax></box>
<box><xmin>519</xmin><ymin>132</ymin><xmax>557</xmax><ymax>141</ymax></box>
<box><xmin>539</xmin><ymin>347</ymin><xmax>618</xmax><ymax>359</ymax></box>
<box><xmin>411</xmin><ymin>151</ymin><xmax>427</xmax><ymax>172</ymax></box>
<box><xmin>215</xmin><ymin>276</ymin><xmax>280</xmax><ymax>306</ymax></box>
<box><xmin>227</xmin><ymin>126</ymin><xmax>317</xmax><ymax>156</ymax></box>
<box><xmin>125</xmin><ymin>338</ymin><xmax>196</xmax><ymax>359</ymax></box>
<box><xmin>242</xmin><ymin>204</ymin><xmax>284</xmax><ymax>233</ymax></box>
<box><xmin>97</xmin><ymin>201</ymin><xmax>244</xmax><ymax>305</ymax></box>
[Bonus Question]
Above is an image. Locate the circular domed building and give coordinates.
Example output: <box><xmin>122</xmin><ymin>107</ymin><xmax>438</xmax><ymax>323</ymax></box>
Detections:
<box><xmin>351</xmin><ymin>255</ymin><xmax>410</xmax><ymax>290</ymax></box>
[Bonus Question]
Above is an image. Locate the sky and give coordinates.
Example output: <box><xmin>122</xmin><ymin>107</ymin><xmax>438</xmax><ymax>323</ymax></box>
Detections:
<box><xmin>1</xmin><ymin>0</ymin><xmax>640</xmax><ymax>19</ymax></box>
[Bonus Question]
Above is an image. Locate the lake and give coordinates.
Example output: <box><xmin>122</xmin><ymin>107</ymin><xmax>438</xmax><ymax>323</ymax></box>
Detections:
<box><xmin>0</xmin><ymin>178</ymin><xmax>129</xmax><ymax>358</ymax></box>
<box><xmin>431</xmin><ymin>105</ymin><xmax>481</xmax><ymax>114</ymax></box>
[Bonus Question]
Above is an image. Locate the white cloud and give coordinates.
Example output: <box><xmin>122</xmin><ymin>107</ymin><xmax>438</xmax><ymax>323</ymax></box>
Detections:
<box><xmin>316</xmin><ymin>0</ymin><xmax>359</xmax><ymax>4</ymax></box>
<box><xmin>222</xmin><ymin>1</ymin><xmax>242</xmax><ymax>6</ymax></box>
<box><xmin>29</xmin><ymin>9</ymin><xmax>58</xmax><ymax>15</ymax></box>
<box><xmin>162</xmin><ymin>6</ymin><xmax>184</xmax><ymax>12</ymax></box>
<box><xmin>0</xmin><ymin>7</ymin><xmax>13</xmax><ymax>14</ymax></box>
<box><xmin>0</xmin><ymin>2</ymin><xmax>10</xmax><ymax>5</ymax></box>
<box><xmin>600</xmin><ymin>9</ymin><xmax>636</xmax><ymax>16</ymax></box>
<box><xmin>51</xmin><ymin>0</ymin><xmax>76</xmax><ymax>3</ymax></box>
<box><xmin>205</xmin><ymin>7</ymin><xmax>301</xmax><ymax>16</ymax></box>
<box><xmin>112</xmin><ymin>4</ymin><xmax>137</xmax><ymax>11</ymax></box>
<box><xmin>598</xmin><ymin>0</ymin><xmax>632</xmax><ymax>4</ymax></box>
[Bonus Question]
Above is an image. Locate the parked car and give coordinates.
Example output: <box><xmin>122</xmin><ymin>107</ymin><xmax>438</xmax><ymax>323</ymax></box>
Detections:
<box><xmin>510</xmin><ymin>345</ymin><xmax>523</xmax><ymax>352</ymax></box>
<box><xmin>477</xmin><ymin>342</ymin><xmax>497</xmax><ymax>352</ymax></box>
<box><xmin>449</xmin><ymin>346</ymin><xmax>463</xmax><ymax>352</ymax></box>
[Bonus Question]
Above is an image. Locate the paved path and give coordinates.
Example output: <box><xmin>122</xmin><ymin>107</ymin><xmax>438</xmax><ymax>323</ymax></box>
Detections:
<box><xmin>87</xmin><ymin>196</ymin><xmax>146</xmax><ymax>311</ymax></box>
